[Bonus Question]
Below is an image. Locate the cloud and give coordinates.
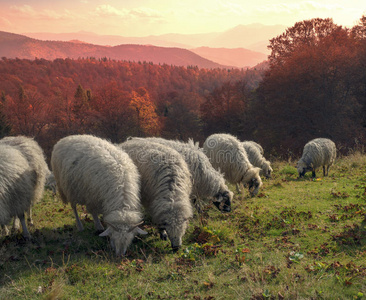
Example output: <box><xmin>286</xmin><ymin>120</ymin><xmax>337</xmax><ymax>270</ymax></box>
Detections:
<box><xmin>94</xmin><ymin>4</ymin><xmax>129</xmax><ymax>17</ymax></box>
<box><xmin>0</xmin><ymin>16</ymin><xmax>12</xmax><ymax>29</ymax></box>
<box><xmin>257</xmin><ymin>1</ymin><xmax>344</xmax><ymax>14</ymax></box>
<box><xmin>93</xmin><ymin>4</ymin><xmax>164</xmax><ymax>23</ymax></box>
<box><xmin>10</xmin><ymin>4</ymin><xmax>77</xmax><ymax>20</ymax></box>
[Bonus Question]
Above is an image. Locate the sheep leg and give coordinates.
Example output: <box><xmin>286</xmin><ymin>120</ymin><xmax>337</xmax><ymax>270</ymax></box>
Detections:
<box><xmin>27</xmin><ymin>206</ymin><xmax>34</xmax><ymax>227</ymax></box>
<box><xmin>192</xmin><ymin>197</ymin><xmax>202</xmax><ymax>213</ymax></box>
<box><xmin>91</xmin><ymin>212</ymin><xmax>104</xmax><ymax>231</ymax></box>
<box><xmin>236</xmin><ymin>183</ymin><xmax>242</xmax><ymax>194</ymax></box>
<box><xmin>323</xmin><ymin>166</ymin><xmax>326</xmax><ymax>176</ymax></box>
<box><xmin>159</xmin><ymin>229</ymin><xmax>168</xmax><ymax>241</ymax></box>
<box><xmin>1</xmin><ymin>225</ymin><xmax>10</xmax><ymax>236</ymax></box>
<box><xmin>72</xmin><ymin>205</ymin><xmax>84</xmax><ymax>231</ymax></box>
<box><xmin>12</xmin><ymin>217</ymin><xmax>20</xmax><ymax>233</ymax></box>
<box><xmin>19</xmin><ymin>213</ymin><xmax>31</xmax><ymax>239</ymax></box>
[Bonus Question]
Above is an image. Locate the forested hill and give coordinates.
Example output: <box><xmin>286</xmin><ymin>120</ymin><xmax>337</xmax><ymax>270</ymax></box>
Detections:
<box><xmin>0</xmin><ymin>57</ymin><xmax>264</xmax><ymax>158</ymax></box>
<box><xmin>0</xmin><ymin>31</ymin><xmax>231</xmax><ymax>69</ymax></box>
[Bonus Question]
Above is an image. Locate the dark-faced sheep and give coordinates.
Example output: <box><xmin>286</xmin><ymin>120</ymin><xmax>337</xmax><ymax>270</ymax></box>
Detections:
<box><xmin>119</xmin><ymin>139</ymin><xmax>193</xmax><ymax>251</ymax></box>
<box><xmin>297</xmin><ymin>138</ymin><xmax>336</xmax><ymax>178</ymax></box>
<box><xmin>0</xmin><ymin>136</ymin><xmax>48</xmax><ymax>238</ymax></box>
<box><xmin>130</xmin><ymin>137</ymin><xmax>233</xmax><ymax>213</ymax></box>
<box><xmin>242</xmin><ymin>141</ymin><xmax>273</xmax><ymax>179</ymax></box>
<box><xmin>203</xmin><ymin>133</ymin><xmax>262</xmax><ymax>197</ymax></box>
<box><xmin>51</xmin><ymin>134</ymin><xmax>146</xmax><ymax>256</ymax></box>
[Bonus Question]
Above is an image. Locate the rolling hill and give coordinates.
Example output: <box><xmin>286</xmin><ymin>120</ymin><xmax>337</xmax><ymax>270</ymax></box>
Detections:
<box><xmin>0</xmin><ymin>31</ymin><xmax>232</xmax><ymax>69</ymax></box>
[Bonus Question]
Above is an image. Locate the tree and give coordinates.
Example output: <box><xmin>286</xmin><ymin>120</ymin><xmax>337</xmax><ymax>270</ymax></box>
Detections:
<box><xmin>200</xmin><ymin>80</ymin><xmax>251</xmax><ymax>135</ymax></box>
<box><xmin>90</xmin><ymin>82</ymin><xmax>136</xmax><ymax>143</ymax></box>
<box><xmin>129</xmin><ymin>87</ymin><xmax>160</xmax><ymax>136</ymax></box>
<box><xmin>254</xmin><ymin>19</ymin><xmax>362</xmax><ymax>153</ymax></box>
<box><xmin>3</xmin><ymin>85</ymin><xmax>51</xmax><ymax>137</ymax></box>
<box><xmin>268</xmin><ymin>18</ymin><xmax>342</xmax><ymax>67</ymax></box>
<box><xmin>0</xmin><ymin>91</ymin><xmax>11</xmax><ymax>137</ymax></box>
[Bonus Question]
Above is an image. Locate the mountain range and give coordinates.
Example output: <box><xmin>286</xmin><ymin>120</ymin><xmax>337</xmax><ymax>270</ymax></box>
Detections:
<box><xmin>24</xmin><ymin>23</ymin><xmax>286</xmax><ymax>54</ymax></box>
<box><xmin>0</xmin><ymin>23</ymin><xmax>285</xmax><ymax>68</ymax></box>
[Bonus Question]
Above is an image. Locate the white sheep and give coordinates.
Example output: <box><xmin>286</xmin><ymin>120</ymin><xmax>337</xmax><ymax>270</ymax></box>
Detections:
<box><xmin>51</xmin><ymin>134</ymin><xmax>146</xmax><ymax>256</ymax></box>
<box><xmin>45</xmin><ymin>169</ymin><xmax>57</xmax><ymax>196</ymax></box>
<box><xmin>245</xmin><ymin>141</ymin><xmax>264</xmax><ymax>155</ymax></box>
<box><xmin>0</xmin><ymin>136</ymin><xmax>48</xmax><ymax>238</ymax></box>
<box><xmin>297</xmin><ymin>138</ymin><xmax>336</xmax><ymax>178</ymax></box>
<box><xmin>119</xmin><ymin>139</ymin><xmax>193</xmax><ymax>251</ymax></box>
<box><xmin>131</xmin><ymin>137</ymin><xmax>233</xmax><ymax>212</ymax></box>
<box><xmin>203</xmin><ymin>133</ymin><xmax>263</xmax><ymax>197</ymax></box>
<box><xmin>242</xmin><ymin>141</ymin><xmax>273</xmax><ymax>178</ymax></box>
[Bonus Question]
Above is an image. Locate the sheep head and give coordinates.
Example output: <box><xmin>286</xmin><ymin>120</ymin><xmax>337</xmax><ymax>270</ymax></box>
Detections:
<box><xmin>213</xmin><ymin>189</ymin><xmax>233</xmax><ymax>212</ymax></box>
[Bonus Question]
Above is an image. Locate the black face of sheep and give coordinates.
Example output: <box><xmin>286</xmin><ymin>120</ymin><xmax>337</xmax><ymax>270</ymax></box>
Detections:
<box><xmin>248</xmin><ymin>178</ymin><xmax>260</xmax><ymax>197</ymax></box>
<box><xmin>213</xmin><ymin>191</ymin><xmax>232</xmax><ymax>213</ymax></box>
<box><xmin>298</xmin><ymin>166</ymin><xmax>313</xmax><ymax>178</ymax></box>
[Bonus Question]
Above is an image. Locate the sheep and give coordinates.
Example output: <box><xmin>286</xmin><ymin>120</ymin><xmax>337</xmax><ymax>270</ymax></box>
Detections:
<box><xmin>119</xmin><ymin>139</ymin><xmax>193</xmax><ymax>251</ymax></box>
<box><xmin>297</xmin><ymin>138</ymin><xmax>336</xmax><ymax>178</ymax></box>
<box><xmin>0</xmin><ymin>136</ymin><xmax>48</xmax><ymax>237</ymax></box>
<box><xmin>245</xmin><ymin>141</ymin><xmax>264</xmax><ymax>156</ymax></box>
<box><xmin>242</xmin><ymin>141</ymin><xmax>273</xmax><ymax>178</ymax></box>
<box><xmin>203</xmin><ymin>133</ymin><xmax>263</xmax><ymax>197</ymax></box>
<box><xmin>51</xmin><ymin>134</ymin><xmax>146</xmax><ymax>256</ymax></box>
<box><xmin>45</xmin><ymin>169</ymin><xmax>57</xmax><ymax>196</ymax></box>
<box><xmin>130</xmin><ymin>137</ymin><xmax>233</xmax><ymax>213</ymax></box>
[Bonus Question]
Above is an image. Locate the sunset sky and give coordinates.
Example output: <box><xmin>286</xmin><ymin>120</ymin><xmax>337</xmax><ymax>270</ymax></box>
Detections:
<box><xmin>0</xmin><ymin>0</ymin><xmax>364</xmax><ymax>36</ymax></box>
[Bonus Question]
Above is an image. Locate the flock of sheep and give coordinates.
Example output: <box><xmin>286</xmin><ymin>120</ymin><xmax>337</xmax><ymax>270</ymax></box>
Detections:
<box><xmin>0</xmin><ymin>133</ymin><xmax>337</xmax><ymax>256</ymax></box>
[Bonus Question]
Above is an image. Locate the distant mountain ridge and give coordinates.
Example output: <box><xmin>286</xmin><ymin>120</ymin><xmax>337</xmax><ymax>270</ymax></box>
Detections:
<box><xmin>0</xmin><ymin>31</ymin><xmax>233</xmax><ymax>69</ymax></box>
<box><xmin>191</xmin><ymin>47</ymin><xmax>267</xmax><ymax>69</ymax></box>
<box><xmin>24</xmin><ymin>23</ymin><xmax>286</xmax><ymax>54</ymax></box>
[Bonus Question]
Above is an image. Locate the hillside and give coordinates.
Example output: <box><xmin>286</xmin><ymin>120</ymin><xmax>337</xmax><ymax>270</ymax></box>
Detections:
<box><xmin>1</xmin><ymin>153</ymin><xmax>366</xmax><ymax>298</ymax></box>
<box><xmin>191</xmin><ymin>47</ymin><xmax>267</xmax><ymax>68</ymax></box>
<box><xmin>0</xmin><ymin>31</ymin><xmax>231</xmax><ymax>69</ymax></box>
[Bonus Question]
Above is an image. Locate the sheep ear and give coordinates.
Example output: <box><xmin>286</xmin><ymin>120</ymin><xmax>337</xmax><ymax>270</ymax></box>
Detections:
<box><xmin>104</xmin><ymin>221</ymin><xmax>119</xmax><ymax>231</ymax></box>
<box><xmin>135</xmin><ymin>227</ymin><xmax>148</xmax><ymax>235</ymax></box>
<box><xmin>99</xmin><ymin>226</ymin><xmax>113</xmax><ymax>237</ymax></box>
<box><xmin>128</xmin><ymin>221</ymin><xmax>144</xmax><ymax>233</ymax></box>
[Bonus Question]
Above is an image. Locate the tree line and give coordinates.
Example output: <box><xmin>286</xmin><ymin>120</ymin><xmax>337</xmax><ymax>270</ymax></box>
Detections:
<box><xmin>1</xmin><ymin>16</ymin><xmax>366</xmax><ymax>160</ymax></box>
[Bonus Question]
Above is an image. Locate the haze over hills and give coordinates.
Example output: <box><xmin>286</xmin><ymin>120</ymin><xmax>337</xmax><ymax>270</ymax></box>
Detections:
<box><xmin>24</xmin><ymin>23</ymin><xmax>286</xmax><ymax>55</ymax></box>
<box><xmin>0</xmin><ymin>31</ymin><xmax>234</xmax><ymax>69</ymax></box>
<box><xmin>191</xmin><ymin>47</ymin><xmax>267</xmax><ymax>69</ymax></box>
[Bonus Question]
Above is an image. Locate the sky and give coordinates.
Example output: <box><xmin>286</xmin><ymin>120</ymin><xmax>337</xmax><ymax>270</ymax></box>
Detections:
<box><xmin>0</xmin><ymin>0</ymin><xmax>365</xmax><ymax>37</ymax></box>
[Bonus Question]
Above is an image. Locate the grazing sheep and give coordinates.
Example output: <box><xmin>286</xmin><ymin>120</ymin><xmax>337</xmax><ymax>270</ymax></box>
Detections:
<box><xmin>51</xmin><ymin>135</ymin><xmax>146</xmax><ymax>256</ymax></box>
<box><xmin>131</xmin><ymin>137</ymin><xmax>233</xmax><ymax>212</ymax></box>
<box><xmin>45</xmin><ymin>169</ymin><xmax>57</xmax><ymax>196</ymax></box>
<box><xmin>242</xmin><ymin>141</ymin><xmax>273</xmax><ymax>178</ymax></box>
<box><xmin>119</xmin><ymin>139</ymin><xmax>193</xmax><ymax>251</ymax></box>
<box><xmin>297</xmin><ymin>138</ymin><xmax>336</xmax><ymax>178</ymax></box>
<box><xmin>245</xmin><ymin>141</ymin><xmax>264</xmax><ymax>156</ymax></box>
<box><xmin>0</xmin><ymin>136</ymin><xmax>48</xmax><ymax>238</ymax></box>
<box><xmin>203</xmin><ymin>133</ymin><xmax>263</xmax><ymax>197</ymax></box>
<box><xmin>0</xmin><ymin>136</ymin><xmax>48</xmax><ymax>237</ymax></box>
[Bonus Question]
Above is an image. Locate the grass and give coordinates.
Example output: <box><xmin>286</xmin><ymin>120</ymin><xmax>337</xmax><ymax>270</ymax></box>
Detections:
<box><xmin>1</xmin><ymin>152</ymin><xmax>366</xmax><ymax>299</ymax></box>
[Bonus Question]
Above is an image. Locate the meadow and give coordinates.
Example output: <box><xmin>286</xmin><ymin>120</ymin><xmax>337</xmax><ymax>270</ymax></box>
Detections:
<box><xmin>1</xmin><ymin>151</ymin><xmax>366</xmax><ymax>300</ymax></box>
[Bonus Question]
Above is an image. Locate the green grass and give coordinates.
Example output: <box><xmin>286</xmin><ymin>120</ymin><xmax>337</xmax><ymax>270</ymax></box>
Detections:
<box><xmin>1</xmin><ymin>153</ymin><xmax>366</xmax><ymax>299</ymax></box>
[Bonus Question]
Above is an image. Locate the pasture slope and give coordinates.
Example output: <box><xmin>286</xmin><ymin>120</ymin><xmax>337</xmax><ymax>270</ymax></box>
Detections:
<box><xmin>1</xmin><ymin>151</ymin><xmax>366</xmax><ymax>299</ymax></box>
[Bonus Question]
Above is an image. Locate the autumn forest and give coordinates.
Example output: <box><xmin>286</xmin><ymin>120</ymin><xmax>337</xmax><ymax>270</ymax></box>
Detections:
<box><xmin>1</xmin><ymin>17</ymin><xmax>366</xmax><ymax>160</ymax></box>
